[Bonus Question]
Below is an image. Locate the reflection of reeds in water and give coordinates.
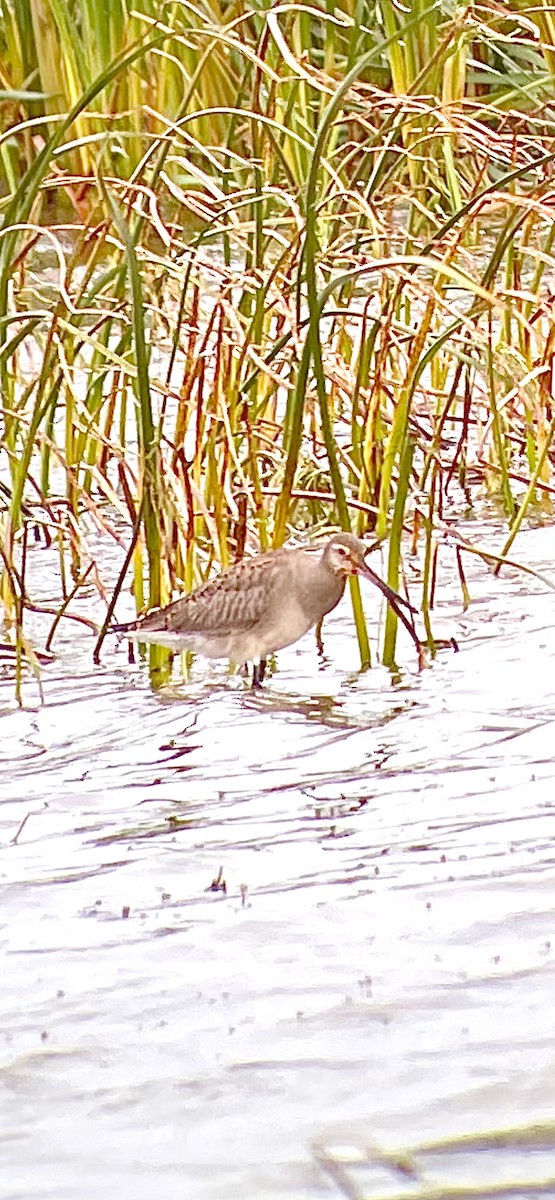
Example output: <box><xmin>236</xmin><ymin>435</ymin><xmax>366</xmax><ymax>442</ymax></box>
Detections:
<box><xmin>2</xmin><ymin>4</ymin><xmax>555</xmax><ymax>694</ymax></box>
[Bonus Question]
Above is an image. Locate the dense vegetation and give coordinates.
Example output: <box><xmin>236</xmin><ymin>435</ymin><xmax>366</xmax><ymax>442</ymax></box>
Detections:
<box><xmin>1</xmin><ymin>0</ymin><xmax>555</xmax><ymax>683</ymax></box>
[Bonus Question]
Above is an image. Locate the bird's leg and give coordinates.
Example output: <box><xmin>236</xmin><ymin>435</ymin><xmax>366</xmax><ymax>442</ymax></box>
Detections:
<box><xmin>251</xmin><ymin>658</ymin><xmax>267</xmax><ymax>688</ymax></box>
<box><xmin>315</xmin><ymin>618</ymin><xmax>325</xmax><ymax>656</ymax></box>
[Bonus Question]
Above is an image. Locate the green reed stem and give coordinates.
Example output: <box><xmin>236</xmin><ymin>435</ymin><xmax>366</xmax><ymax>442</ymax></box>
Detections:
<box><xmin>382</xmin><ymin>436</ymin><xmax>414</xmax><ymax>667</ymax></box>
<box><xmin>100</xmin><ymin>177</ymin><xmax>161</xmax><ymax>610</ymax></box>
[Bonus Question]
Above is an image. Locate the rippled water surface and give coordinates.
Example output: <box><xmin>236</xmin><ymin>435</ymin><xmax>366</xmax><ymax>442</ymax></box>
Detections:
<box><xmin>2</xmin><ymin>523</ymin><xmax>555</xmax><ymax>1200</ymax></box>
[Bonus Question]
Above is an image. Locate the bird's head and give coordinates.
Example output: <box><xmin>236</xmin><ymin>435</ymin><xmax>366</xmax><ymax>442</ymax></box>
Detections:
<box><xmin>319</xmin><ymin>531</ymin><xmax>421</xmax><ymax>657</ymax></box>
<box><xmin>324</xmin><ymin>532</ymin><xmax>376</xmax><ymax>579</ymax></box>
<box><xmin>323</xmin><ymin>532</ymin><xmax>418</xmax><ymax>626</ymax></box>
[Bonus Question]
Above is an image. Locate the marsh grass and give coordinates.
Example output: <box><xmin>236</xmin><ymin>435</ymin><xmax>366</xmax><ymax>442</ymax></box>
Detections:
<box><xmin>2</xmin><ymin>1</ymin><xmax>555</xmax><ymax>694</ymax></box>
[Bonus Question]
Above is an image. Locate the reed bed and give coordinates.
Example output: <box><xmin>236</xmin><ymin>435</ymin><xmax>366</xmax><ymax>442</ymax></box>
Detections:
<box><xmin>2</xmin><ymin>1</ymin><xmax>555</xmax><ymax>692</ymax></box>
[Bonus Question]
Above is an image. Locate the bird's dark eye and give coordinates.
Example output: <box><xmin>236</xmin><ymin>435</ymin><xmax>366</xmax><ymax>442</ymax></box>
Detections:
<box><xmin>336</xmin><ymin>546</ymin><xmax>347</xmax><ymax>556</ymax></box>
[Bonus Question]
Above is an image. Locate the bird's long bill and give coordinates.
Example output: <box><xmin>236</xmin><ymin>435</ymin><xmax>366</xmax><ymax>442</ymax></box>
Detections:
<box><xmin>358</xmin><ymin>560</ymin><xmax>421</xmax><ymax>650</ymax></box>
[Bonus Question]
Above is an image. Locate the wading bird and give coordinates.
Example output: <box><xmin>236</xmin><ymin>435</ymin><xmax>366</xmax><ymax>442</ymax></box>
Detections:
<box><xmin>113</xmin><ymin>531</ymin><xmax>420</xmax><ymax>686</ymax></box>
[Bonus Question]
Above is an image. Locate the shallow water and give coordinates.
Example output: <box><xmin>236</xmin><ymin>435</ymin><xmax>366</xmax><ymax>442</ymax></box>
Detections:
<box><xmin>2</xmin><ymin>522</ymin><xmax>555</xmax><ymax>1199</ymax></box>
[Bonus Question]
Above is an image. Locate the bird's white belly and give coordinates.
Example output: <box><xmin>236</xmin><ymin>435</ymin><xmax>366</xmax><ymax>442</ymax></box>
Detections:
<box><xmin>124</xmin><ymin>608</ymin><xmax>314</xmax><ymax>663</ymax></box>
<box><xmin>124</xmin><ymin>627</ymin><xmax>253</xmax><ymax>660</ymax></box>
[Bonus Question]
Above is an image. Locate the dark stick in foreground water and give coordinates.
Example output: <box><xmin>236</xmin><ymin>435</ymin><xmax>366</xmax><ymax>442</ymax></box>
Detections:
<box><xmin>112</xmin><ymin>532</ymin><xmax>421</xmax><ymax>686</ymax></box>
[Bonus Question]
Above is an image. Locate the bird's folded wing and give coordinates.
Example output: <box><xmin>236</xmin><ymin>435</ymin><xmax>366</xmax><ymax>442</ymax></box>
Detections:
<box><xmin>138</xmin><ymin>559</ymin><xmax>276</xmax><ymax>635</ymax></box>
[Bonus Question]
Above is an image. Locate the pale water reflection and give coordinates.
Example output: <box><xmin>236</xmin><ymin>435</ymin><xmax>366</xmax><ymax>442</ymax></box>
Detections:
<box><xmin>1</xmin><ymin>523</ymin><xmax>555</xmax><ymax>1199</ymax></box>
